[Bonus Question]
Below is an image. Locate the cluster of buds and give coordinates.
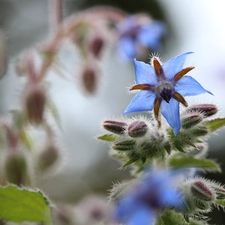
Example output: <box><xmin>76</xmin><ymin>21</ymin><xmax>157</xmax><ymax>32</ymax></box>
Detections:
<box><xmin>100</xmin><ymin>118</ymin><xmax>170</xmax><ymax>168</ymax></box>
<box><xmin>168</xmin><ymin>104</ymin><xmax>218</xmax><ymax>153</ymax></box>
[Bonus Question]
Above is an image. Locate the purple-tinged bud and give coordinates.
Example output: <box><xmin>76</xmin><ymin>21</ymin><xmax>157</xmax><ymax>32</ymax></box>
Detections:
<box><xmin>182</xmin><ymin>113</ymin><xmax>203</xmax><ymax>129</ymax></box>
<box><xmin>23</xmin><ymin>83</ymin><xmax>46</xmax><ymax>125</ymax></box>
<box><xmin>191</xmin><ymin>181</ymin><xmax>214</xmax><ymax>201</ymax></box>
<box><xmin>4</xmin><ymin>150</ymin><xmax>31</xmax><ymax>186</ymax></box>
<box><xmin>81</xmin><ymin>65</ymin><xmax>98</xmax><ymax>94</ymax></box>
<box><xmin>187</xmin><ymin>104</ymin><xmax>218</xmax><ymax>117</ymax></box>
<box><xmin>37</xmin><ymin>141</ymin><xmax>60</xmax><ymax>172</ymax></box>
<box><xmin>89</xmin><ymin>35</ymin><xmax>105</xmax><ymax>58</ymax></box>
<box><xmin>103</xmin><ymin>120</ymin><xmax>127</xmax><ymax>135</ymax></box>
<box><xmin>112</xmin><ymin>139</ymin><xmax>135</xmax><ymax>151</ymax></box>
<box><xmin>128</xmin><ymin>120</ymin><xmax>148</xmax><ymax>138</ymax></box>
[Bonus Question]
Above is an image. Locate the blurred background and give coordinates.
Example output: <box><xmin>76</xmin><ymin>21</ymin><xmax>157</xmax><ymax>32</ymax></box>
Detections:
<box><xmin>0</xmin><ymin>0</ymin><xmax>225</xmax><ymax>223</ymax></box>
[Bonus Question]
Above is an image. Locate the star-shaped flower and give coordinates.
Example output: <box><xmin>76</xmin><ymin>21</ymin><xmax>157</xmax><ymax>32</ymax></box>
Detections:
<box><xmin>124</xmin><ymin>52</ymin><xmax>212</xmax><ymax>135</ymax></box>
<box><xmin>117</xmin><ymin>15</ymin><xmax>166</xmax><ymax>60</ymax></box>
<box><xmin>114</xmin><ymin>168</ymin><xmax>184</xmax><ymax>225</ymax></box>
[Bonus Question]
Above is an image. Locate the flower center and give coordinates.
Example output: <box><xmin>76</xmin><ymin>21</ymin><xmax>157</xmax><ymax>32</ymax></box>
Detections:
<box><xmin>155</xmin><ymin>82</ymin><xmax>174</xmax><ymax>103</ymax></box>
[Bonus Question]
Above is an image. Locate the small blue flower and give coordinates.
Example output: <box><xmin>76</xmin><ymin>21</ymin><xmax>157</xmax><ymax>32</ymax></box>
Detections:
<box><xmin>117</xmin><ymin>15</ymin><xmax>166</xmax><ymax>60</ymax></box>
<box><xmin>114</xmin><ymin>168</ymin><xmax>184</xmax><ymax>225</ymax></box>
<box><xmin>124</xmin><ymin>52</ymin><xmax>212</xmax><ymax>135</ymax></box>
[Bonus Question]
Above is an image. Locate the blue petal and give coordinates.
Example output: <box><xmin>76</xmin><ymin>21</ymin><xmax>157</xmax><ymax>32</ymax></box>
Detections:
<box><xmin>128</xmin><ymin>207</ymin><xmax>155</xmax><ymax>225</ymax></box>
<box><xmin>134</xmin><ymin>59</ymin><xmax>158</xmax><ymax>85</ymax></box>
<box><xmin>175</xmin><ymin>76</ymin><xmax>213</xmax><ymax>96</ymax></box>
<box><xmin>118</xmin><ymin>38</ymin><xmax>137</xmax><ymax>59</ymax></box>
<box><xmin>160</xmin><ymin>98</ymin><xmax>181</xmax><ymax>135</ymax></box>
<box><xmin>124</xmin><ymin>91</ymin><xmax>155</xmax><ymax>114</ymax></box>
<box><xmin>138</xmin><ymin>21</ymin><xmax>166</xmax><ymax>49</ymax></box>
<box><xmin>162</xmin><ymin>52</ymin><xmax>193</xmax><ymax>81</ymax></box>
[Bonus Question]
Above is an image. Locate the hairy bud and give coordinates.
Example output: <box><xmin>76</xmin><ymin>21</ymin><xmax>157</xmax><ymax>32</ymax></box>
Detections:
<box><xmin>186</xmin><ymin>104</ymin><xmax>218</xmax><ymax>117</ymax></box>
<box><xmin>103</xmin><ymin>120</ymin><xmax>127</xmax><ymax>135</ymax></box>
<box><xmin>112</xmin><ymin>139</ymin><xmax>136</xmax><ymax>151</ymax></box>
<box><xmin>128</xmin><ymin>120</ymin><xmax>148</xmax><ymax>138</ymax></box>
<box><xmin>23</xmin><ymin>83</ymin><xmax>46</xmax><ymax>125</ymax></box>
<box><xmin>191</xmin><ymin>181</ymin><xmax>215</xmax><ymax>201</ymax></box>
<box><xmin>4</xmin><ymin>150</ymin><xmax>30</xmax><ymax>186</ymax></box>
<box><xmin>182</xmin><ymin>113</ymin><xmax>203</xmax><ymax>129</ymax></box>
<box><xmin>89</xmin><ymin>35</ymin><xmax>104</xmax><ymax>58</ymax></box>
<box><xmin>81</xmin><ymin>65</ymin><xmax>99</xmax><ymax>94</ymax></box>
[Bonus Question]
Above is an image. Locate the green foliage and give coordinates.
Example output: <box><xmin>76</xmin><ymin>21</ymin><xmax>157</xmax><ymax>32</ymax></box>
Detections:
<box><xmin>168</xmin><ymin>153</ymin><xmax>221</xmax><ymax>172</ymax></box>
<box><xmin>205</xmin><ymin>118</ymin><xmax>225</xmax><ymax>132</ymax></box>
<box><xmin>0</xmin><ymin>185</ymin><xmax>52</xmax><ymax>224</ymax></box>
<box><xmin>97</xmin><ymin>133</ymin><xmax>118</xmax><ymax>142</ymax></box>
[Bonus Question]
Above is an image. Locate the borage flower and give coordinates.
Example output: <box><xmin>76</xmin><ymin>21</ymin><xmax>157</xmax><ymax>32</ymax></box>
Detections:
<box><xmin>124</xmin><ymin>52</ymin><xmax>212</xmax><ymax>135</ymax></box>
<box><xmin>114</xmin><ymin>168</ymin><xmax>184</xmax><ymax>225</ymax></box>
<box><xmin>117</xmin><ymin>15</ymin><xmax>165</xmax><ymax>60</ymax></box>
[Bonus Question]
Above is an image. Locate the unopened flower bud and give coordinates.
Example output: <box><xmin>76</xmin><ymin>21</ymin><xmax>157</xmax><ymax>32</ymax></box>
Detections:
<box><xmin>23</xmin><ymin>83</ymin><xmax>46</xmax><ymax>125</ymax></box>
<box><xmin>37</xmin><ymin>142</ymin><xmax>60</xmax><ymax>172</ymax></box>
<box><xmin>81</xmin><ymin>65</ymin><xmax>98</xmax><ymax>94</ymax></box>
<box><xmin>182</xmin><ymin>114</ymin><xmax>203</xmax><ymax>129</ymax></box>
<box><xmin>89</xmin><ymin>35</ymin><xmax>104</xmax><ymax>58</ymax></box>
<box><xmin>112</xmin><ymin>139</ymin><xmax>135</xmax><ymax>151</ymax></box>
<box><xmin>187</xmin><ymin>104</ymin><xmax>218</xmax><ymax>117</ymax></box>
<box><xmin>191</xmin><ymin>126</ymin><xmax>209</xmax><ymax>137</ymax></box>
<box><xmin>128</xmin><ymin>120</ymin><xmax>148</xmax><ymax>138</ymax></box>
<box><xmin>103</xmin><ymin>120</ymin><xmax>127</xmax><ymax>135</ymax></box>
<box><xmin>191</xmin><ymin>181</ymin><xmax>214</xmax><ymax>201</ymax></box>
<box><xmin>4</xmin><ymin>150</ymin><xmax>30</xmax><ymax>186</ymax></box>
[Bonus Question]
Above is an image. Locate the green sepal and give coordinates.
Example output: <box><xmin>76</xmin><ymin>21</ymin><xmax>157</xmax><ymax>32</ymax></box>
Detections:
<box><xmin>168</xmin><ymin>154</ymin><xmax>221</xmax><ymax>172</ymax></box>
<box><xmin>121</xmin><ymin>157</ymin><xmax>139</xmax><ymax>168</ymax></box>
<box><xmin>215</xmin><ymin>199</ymin><xmax>225</xmax><ymax>208</ymax></box>
<box><xmin>19</xmin><ymin>129</ymin><xmax>33</xmax><ymax>150</ymax></box>
<box><xmin>157</xmin><ymin>210</ymin><xmax>189</xmax><ymax>225</ymax></box>
<box><xmin>205</xmin><ymin>118</ymin><xmax>225</xmax><ymax>133</ymax></box>
<box><xmin>0</xmin><ymin>185</ymin><xmax>52</xmax><ymax>225</ymax></box>
<box><xmin>97</xmin><ymin>134</ymin><xmax>118</xmax><ymax>142</ymax></box>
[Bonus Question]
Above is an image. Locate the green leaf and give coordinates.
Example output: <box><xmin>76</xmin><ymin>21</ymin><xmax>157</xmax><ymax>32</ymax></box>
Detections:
<box><xmin>97</xmin><ymin>134</ymin><xmax>118</xmax><ymax>142</ymax></box>
<box><xmin>168</xmin><ymin>154</ymin><xmax>221</xmax><ymax>172</ymax></box>
<box><xmin>160</xmin><ymin>210</ymin><xmax>189</xmax><ymax>225</ymax></box>
<box><xmin>205</xmin><ymin>118</ymin><xmax>225</xmax><ymax>132</ymax></box>
<box><xmin>0</xmin><ymin>185</ymin><xmax>52</xmax><ymax>224</ymax></box>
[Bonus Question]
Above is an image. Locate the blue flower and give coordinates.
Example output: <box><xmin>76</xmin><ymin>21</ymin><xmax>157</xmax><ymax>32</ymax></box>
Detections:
<box><xmin>114</xmin><ymin>168</ymin><xmax>184</xmax><ymax>225</ymax></box>
<box><xmin>124</xmin><ymin>52</ymin><xmax>212</xmax><ymax>135</ymax></box>
<box><xmin>117</xmin><ymin>15</ymin><xmax>166</xmax><ymax>60</ymax></box>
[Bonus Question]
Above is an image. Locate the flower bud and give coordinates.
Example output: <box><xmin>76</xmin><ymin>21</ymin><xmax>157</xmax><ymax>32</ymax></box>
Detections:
<box><xmin>187</xmin><ymin>104</ymin><xmax>218</xmax><ymax>117</ymax></box>
<box><xmin>182</xmin><ymin>114</ymin><xmax>203</xmax><ymax>129</ymax></box>
<box><xmin>81</xmin><ymin>65</ymin><xmax>98</xmax><ymax>94</ymax></box>
<box><xmin>103</xmin><ymin>120</ymin><xmax>127</xmax><ymax>135</ymax></box>
<box><xmin>37</xmin><ymin>141</ymin><xmax>60</xmax><ymax>172</ymax></box>
<box><xmin>4</xmin><ymin>150</ymin><xmax>31</xmax><ymax>186</ymax></box>
<box><xmin>112</xmin><ymin>139</ymin><xmax>135</xmax><ymax>151</ymax></box>
<box><xmin>191</xmin><ymin>126</ymin><xmax>209</xmax><ymax>137</ymax></box>
<box><xmin>89</xmin><ymin>35</ymin><xmax>105</xmax><ymax>58</ymax></box>
<box><xmin>23</xmin><ymin>83</ymin><xmax>46</xmax><ymax>125</ymax></box>
<box><xmin>191</xmin><ymin>181</ymin><xmax>214</xmax><ymax>201</ymax></box>
<box><xmin>128</xmin><ymin>120</ymin><xmax>148</xmax><ymax>138</ymax></box>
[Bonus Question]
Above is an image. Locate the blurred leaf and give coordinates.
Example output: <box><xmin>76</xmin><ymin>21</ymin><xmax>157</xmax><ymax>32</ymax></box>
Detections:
<box><xmin>0</xmin><ymin>185</ymin><xmax>52</xmax><ymax>224</ymax></box>
<box><xmin>97</xmin><ymin>134</ymin><xmax>118</xmax><ymax>142</ymax></box>
<box><xmin>168</xmin><ymin>155</ymin><xmax>221</xmax><ymax>172</ymax></box>
<box><xmin>205</xmin><ymin>118</ymin><xmax>225</xmax><ymax>132</ymax></box>
<box><xmin>19</xmin><ymin>130</ymin><xmax>33</xmax><ymax>150</ymax></box>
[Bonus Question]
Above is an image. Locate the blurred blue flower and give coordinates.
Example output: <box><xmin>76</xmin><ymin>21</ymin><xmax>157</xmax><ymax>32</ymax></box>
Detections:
<box><xmin>114</xmin><ymin>168</ymin><xmax>184</xmax><ymax>225</ymax></box>
<box><xmin>117</xmin><ymin>15</ymin><xmax>166</xmax><ymax>60</ymax></box>
<box><xmin>124</xmin><ymin>52</ymin><xmax>212</xmax><ymax>135</ymax></box>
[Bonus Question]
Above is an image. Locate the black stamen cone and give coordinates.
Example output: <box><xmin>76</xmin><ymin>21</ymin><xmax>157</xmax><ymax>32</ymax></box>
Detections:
<box><xmin>160</xmin><ymin>87</ymin><xmax>172</xmax><ymax>103</ymax></box>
